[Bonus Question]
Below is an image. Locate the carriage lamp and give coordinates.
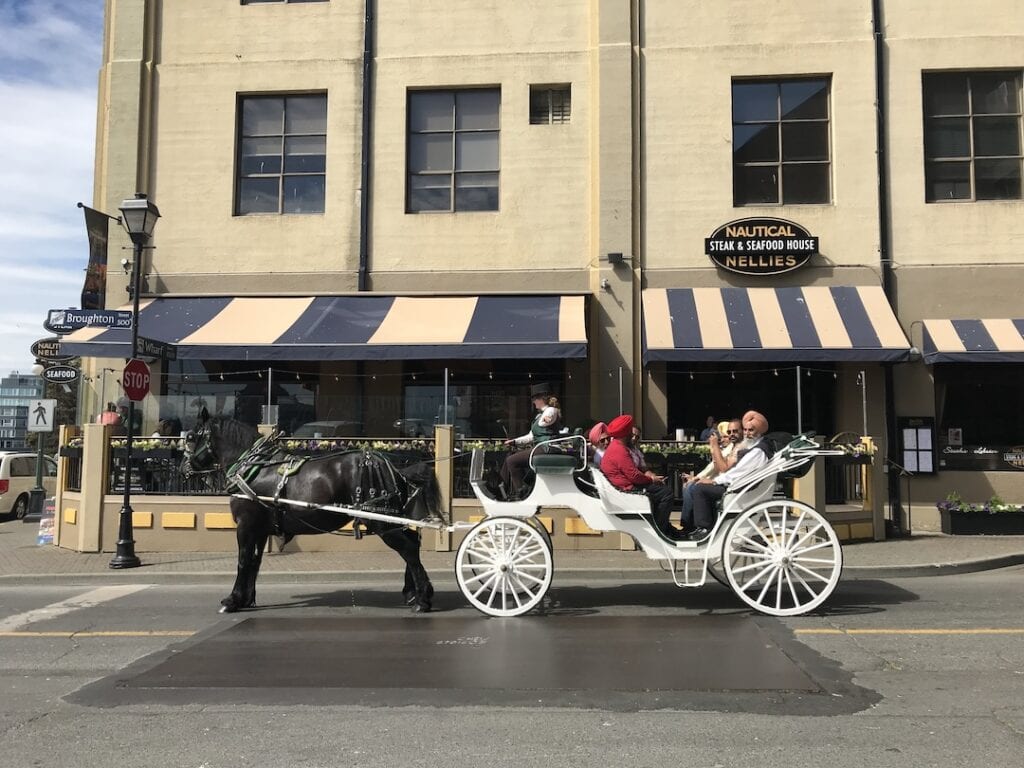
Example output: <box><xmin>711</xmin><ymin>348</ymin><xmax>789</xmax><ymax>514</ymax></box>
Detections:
<box><xmin>109</xmin><ymin>194</ymin><xmax>160</xmax><ymax>570</ymax></box>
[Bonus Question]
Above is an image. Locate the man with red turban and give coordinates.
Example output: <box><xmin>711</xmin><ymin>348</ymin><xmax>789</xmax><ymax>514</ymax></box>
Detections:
<box><xmin>600</xmin><ymin>414</ymin><xmax>684</xmax><ymax>541</ymax></box>
<box><xmin>685</xmin><ymin>410</ymin><xmax>771</xmax><ymax>541</ymax></box>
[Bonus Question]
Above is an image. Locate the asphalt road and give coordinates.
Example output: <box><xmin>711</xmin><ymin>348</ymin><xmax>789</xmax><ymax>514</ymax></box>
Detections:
<box><xmin>1</xmin><ymin>568</ymin><xmax>1022</xmax><ymax>768</ymax></box>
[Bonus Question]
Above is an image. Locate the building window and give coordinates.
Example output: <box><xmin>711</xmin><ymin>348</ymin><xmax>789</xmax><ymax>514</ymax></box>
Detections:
<box><xmin>242</xmin><ymin>1</ymin><xmax>327</xmax><ymax>5</ymax></box>
<box><xmin>732</xmin><ymin>77</ymin><xmax>831</xmax><ymax>206</ymax></box>
<box><xmin>923</xmin><ymin>71</ymin><xmax>1022</xmax><ymax>202</ymax></box>
<box><xmin>236</xmin><ymin>94</ymin><xmax>326</xmax><ymax>215</ymax></box>
<box><xmin>530</xmin><ymin>84</ymin><xmax>571</xmax><ymax>125</ymax></box>
<box><xmin>407</xmin><ymin>89</ymin><xmax>500</xmax><ymax>213</ymax></box>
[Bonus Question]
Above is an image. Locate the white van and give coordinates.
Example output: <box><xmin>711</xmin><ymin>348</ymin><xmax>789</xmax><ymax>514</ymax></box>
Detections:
<box><xmin>0</xmin><ymin>452</ymin><xmax>57</xmax><ymax>519</ymax></box>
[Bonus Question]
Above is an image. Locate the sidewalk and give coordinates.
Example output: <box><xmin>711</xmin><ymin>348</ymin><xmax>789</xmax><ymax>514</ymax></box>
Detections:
<box><xmin>3</xmin><ymin>518</ymin><xmax>1024</xmax><ymax>584</ymax></box>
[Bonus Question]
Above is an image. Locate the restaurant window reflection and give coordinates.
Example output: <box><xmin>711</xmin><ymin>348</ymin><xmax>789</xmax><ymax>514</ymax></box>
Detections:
<box><xmin>934</xmin><ymin>364</ymin><xmax>1024</xmax><ymax>446</ymax></box>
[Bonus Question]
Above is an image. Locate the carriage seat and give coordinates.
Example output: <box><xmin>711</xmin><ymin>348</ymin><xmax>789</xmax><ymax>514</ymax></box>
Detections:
<box><xmin>532</xmin><ymin>453</ymin><xmax>580</xmax><ymax>474</ymax></box>
<box><xmin>588</xmin><ymin>468</ymin><xmax>653</xmax><ymax>516</ymax></box>
<box><xmin>720</xmin><ymin>474</ymin><xmax>777</xmax><ymax>515</ymax></box>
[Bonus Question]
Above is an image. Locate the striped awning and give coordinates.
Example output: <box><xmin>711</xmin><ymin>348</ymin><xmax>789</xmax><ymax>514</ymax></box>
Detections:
<box><xmin>59</xmin><ymin>295</ymin><xmax>587</xmax><ymax>360</ymax></box>
<box><xmin>643</xmin><ymin>286</ymin><xmax>911</xmax><ymax>362</ymax></box>
<box><xmin>922</xmin><ymin>319</ymin><xmax>1024</xmax><ymax>363</ymax></box>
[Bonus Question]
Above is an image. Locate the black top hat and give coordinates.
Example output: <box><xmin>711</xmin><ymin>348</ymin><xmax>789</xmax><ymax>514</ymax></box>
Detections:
<box><xmin>530</xmin><ymin>382</ymin><xmax>555</xmax><ymax>398</ymax></box>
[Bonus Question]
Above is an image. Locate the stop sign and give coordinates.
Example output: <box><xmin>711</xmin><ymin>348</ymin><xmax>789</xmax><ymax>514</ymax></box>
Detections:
<box><xmin>122</xmin><ymin>358</ymin><xmax>151</xmax><ymax>401</ymax></box>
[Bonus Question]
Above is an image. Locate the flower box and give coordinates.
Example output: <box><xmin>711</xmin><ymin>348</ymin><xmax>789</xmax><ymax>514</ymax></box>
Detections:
<box><xmin>939</xmin><ymin>508</ymin><xmax>1024</xmax><ymax>536</ymax></box>
<box><xmin>937</xmin><ymin>494</ymin><xmax>1024</xmax><ymax>535</ymax></box>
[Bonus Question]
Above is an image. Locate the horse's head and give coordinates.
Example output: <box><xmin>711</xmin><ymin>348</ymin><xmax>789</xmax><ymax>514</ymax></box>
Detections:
<box><xmin>182</xmin><ymin>408</ymin><xmax>219</xmax><ymax>475</ymax></box>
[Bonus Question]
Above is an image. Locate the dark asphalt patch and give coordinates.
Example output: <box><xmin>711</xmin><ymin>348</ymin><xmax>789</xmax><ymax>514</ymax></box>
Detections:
<box><xmin>67</xmin><ymin>615</ymin><xmax>879</xmax><ymax>714</ymax></box>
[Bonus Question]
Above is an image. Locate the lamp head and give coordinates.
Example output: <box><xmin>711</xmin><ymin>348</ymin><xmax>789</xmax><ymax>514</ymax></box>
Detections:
<box><xmin>119</xmin><ymin>193</ymin><xmax>160</xmax><ymax>244</ymax></box>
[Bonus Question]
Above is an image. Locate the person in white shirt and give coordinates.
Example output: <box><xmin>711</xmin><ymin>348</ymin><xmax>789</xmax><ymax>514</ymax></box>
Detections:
<box><xmin>679</xmin><ymin>418</ymin><xmax>743</xmax><ymax>531</ymax></box>
<box><xmin>684</xmin><ymin>410</ymin><xmax>771</xmax><ymax>541</ymax></box>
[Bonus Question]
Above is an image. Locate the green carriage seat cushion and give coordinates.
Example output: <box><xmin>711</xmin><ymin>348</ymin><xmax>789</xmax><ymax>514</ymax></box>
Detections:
<box><xmin>533</xmin><ymin>453</ymin><xmax>579</xmax><ymax>474</ymax></box>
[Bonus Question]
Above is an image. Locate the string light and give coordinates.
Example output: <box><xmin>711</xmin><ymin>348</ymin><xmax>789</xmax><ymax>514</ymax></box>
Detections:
<box><xmin>689</xmin><ymin>372</ymin><xmax>694</xmax><ymax>381</ymax></box>
<box><xmin>773</xmin><ymin>369</ymin><xmax>778</xmax><ymax>376</ymax></box>
<box><xmin>833</xmin><ymin>372</ymin><xmax>837</xmax><ymax>380</ymax></box>
<box><xmin>730</xmin><ymin>371</ymin><xmax>735</xmax><ymax>380</ymax></box>
<box><xmin>219</xmin><ymin>373</ymin><xmax>224</xmax><ymax>381</ymax></box>
<box><xmin>488</xmin><ymin>372</ymin><xmax>493</xmax><ymax>380</ymax></box>
<box><xmin>806</xmin><ymin>369</ymin><xmax>811</xmax><ymax>377</ymax></box>
<box><xmin>296</xmin><ymin>373</ymin><xmax>300</xmax><ymax>381</ymax></box>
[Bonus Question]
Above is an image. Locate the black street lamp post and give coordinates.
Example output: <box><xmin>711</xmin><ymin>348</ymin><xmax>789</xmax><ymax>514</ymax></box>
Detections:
<box><xmin>109</xmin><ymin>193</ymin><xmax>160</xmax><ymax>570</ymax></box>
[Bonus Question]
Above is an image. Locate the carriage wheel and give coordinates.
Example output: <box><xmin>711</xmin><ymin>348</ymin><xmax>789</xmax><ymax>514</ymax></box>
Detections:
<box><xmin>723</xmin><ymin>500</ymin><xmax>842</xmax><ymax>617</ymax></box>
<box><xmin>456</xmin><ymin>517</ymin><xmax>553</xmax><ymax>618</ymax></box>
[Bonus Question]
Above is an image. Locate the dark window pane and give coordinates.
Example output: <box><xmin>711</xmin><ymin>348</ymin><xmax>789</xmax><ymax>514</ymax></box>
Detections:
<box><xmin>409</xmin><ymin>133</ymin><xmax>453</xmax><ymax>172</ymax></box>
<box><xmin>455</xmin><ymin>131</ymin><xmax>499</xmax><ymax>171</ymax></box>
<box><xmin>282</xmin><ymin>175</ymin><xmax>325</xmax><ymax>213</ymax></box>
<box><xmin>782</xmin><ymin>122</ymin><xmax>829</xmax><ymax>161</ymax></box>
<box><xmin>924</xmin><ymin>117</ymin><xmax>970</xmax><ymax>158</ymax></box>
<box><xmin>530</xmin><ymin>88</ymin><xmax>551</xmax><ymax>125</ymax></box>
<box><xmin>973</xmin><ymin>116</ymin><xmax>1021</xmax><ymax>157</ymax></box>
<box><xmin>455</xmin><ymin>172</ymin><xmax>499</xmax><ymax>211</ymax></box>
<box><xmin>971</xmin><ymin>72</ymin><xmax>1020</xmax><ymax>114</ymax></box>
<box><xmin>732</xmin><ymin>82</ymin><xmax>778</xmax><ymax>123</ymax></box>
<box><xmin>242</xmin><ymin>98</ymin><xmax>284</xmax><ymax>135</ymax></box>
<box><xmin>923</xmin><ymin>73</ymin><xmax>969</xmax><ymax>115</ymax></box>
<box><xmin>782</xmin><ymin>164</ymin><xmax>830</xmax><ymax>204</ymax></box>
<box><xmin>284</xmin><ymin>95</ymin><xmax>327</xmax><ymax>133</ymax></box>
<box><xmin>238</xmin><ymin>178</ymin><xmax>280</xmax><ymax>214</ymax></box>
<box><xmin>409</xmin><ymin>92</ymin><xmax>454</xmax><ymax>132</ymax></box>
<box><xmin>284</xmin><ymin>136</ymin><xmax>326</xmax><ymax>173</ymax></box>
<box><xmin>409</xmin><ymin>175</ymin><xmax>452</xmax><ymax>212</ymax></box>
<box><xmin>550</xmin><ymin>87</ymin><xmax>571</xmax><ymax>123</ymax></box>
<box><xmin>975</xmin><ymin>158</ymin><xmax>1022</xmax><ymax>199</ymax></box>
<box><xmin>240</xmin><ymin>137</ymin><xmax>282</xmax><ymax>174</ymax></box>
<box><xmin>733</xmin><ymin>124</ymin><xmax>778</xmax><ymax>163</ymax></box>
<box><xmin>781</xmin><ymin>80</ymin><xmax>828</xmax><ymax>120</ymax></box>
<box><xmin>456</xmin><ymin>90</ymin><xmax>500</xmax><ymax>130</ymax></box>
<box><xmin>734</xmin><ymin>165</ymin><xmax>778</xmax><ymax>205</ymax></box>
<box><xmin>925</xmin><ymin>161</ymin><xmax>971</xmax><ymax>201</ymax></box>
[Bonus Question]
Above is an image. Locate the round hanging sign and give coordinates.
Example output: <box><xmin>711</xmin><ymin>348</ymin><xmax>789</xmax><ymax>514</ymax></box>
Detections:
<box><xmin>704</xmin><ymin>217</ymin><xmax>819</xmax><ymax>276</ymax></box>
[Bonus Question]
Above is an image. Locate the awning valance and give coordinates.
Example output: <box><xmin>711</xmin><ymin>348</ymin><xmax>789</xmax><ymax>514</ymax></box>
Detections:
<box><xmin>642</xmin><ymin>286</ymin><xmax>910</xmax><ymax>363</ymax></box>
<box><xmin>922</xmin><ymin>318</ymin><xmax>1024</xmax><ymax>363</ymax></box>
<box><xmin>59</xmin><ymin>295</ymin><xmax>588</xmax><ymax>361</ymax></box>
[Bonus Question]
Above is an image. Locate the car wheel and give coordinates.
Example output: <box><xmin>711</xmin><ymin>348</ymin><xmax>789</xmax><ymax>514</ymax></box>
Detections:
<box><xmin>12</xmin><ymin>495</ymin><xmax>30</xmax><ymax>520</ymax></box>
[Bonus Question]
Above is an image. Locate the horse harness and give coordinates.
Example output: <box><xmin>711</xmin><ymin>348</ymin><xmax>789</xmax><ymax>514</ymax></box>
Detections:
<box><xmin>226</xmin><ymin>436</ymin><xmax>416</xmax><ymax>539</ymax></box>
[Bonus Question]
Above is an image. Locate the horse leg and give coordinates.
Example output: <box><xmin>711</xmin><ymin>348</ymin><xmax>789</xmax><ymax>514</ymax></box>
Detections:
<box><xmin>402</xmin><ymin>564</ymin><xmax>417</xmax><ymax>605</ymax></box>
<box><xmin>381</xmin><ymin>528</ymin><xmax>434</xmax><ymax>612</ymax></box>
<box><xmin>220</xmin><ymin>504</ymin><xmax>268</xmax><ymax>613</ymax></box>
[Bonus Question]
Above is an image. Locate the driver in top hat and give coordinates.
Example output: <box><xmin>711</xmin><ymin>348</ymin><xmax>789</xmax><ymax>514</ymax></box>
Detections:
<box><xmin>498</xmin><ymin>382</ymin><xmax>563</xmax><ymax>499</ymax></box>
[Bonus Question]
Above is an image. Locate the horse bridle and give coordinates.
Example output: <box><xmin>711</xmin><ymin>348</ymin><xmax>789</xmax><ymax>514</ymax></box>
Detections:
<box><xmin>181</xmin><ymin>421</ymin><xmax>220</xmax><ymax>478</ymax></box>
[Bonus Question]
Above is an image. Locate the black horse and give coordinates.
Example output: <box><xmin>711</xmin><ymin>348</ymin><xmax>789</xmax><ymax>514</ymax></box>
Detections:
<box><xmin>183</xmin><ymin>412</ymin><xmax>441</xmax><ymax>614</ymax></box>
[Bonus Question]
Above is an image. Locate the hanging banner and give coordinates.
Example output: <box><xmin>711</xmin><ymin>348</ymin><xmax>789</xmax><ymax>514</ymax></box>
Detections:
<box><xmin>80</xmin><ymin>205</ymin><xmax>110</xmax><ymax>311</ymax></box>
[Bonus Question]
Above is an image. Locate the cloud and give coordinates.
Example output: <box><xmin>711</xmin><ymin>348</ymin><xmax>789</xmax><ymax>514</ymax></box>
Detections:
<box><xmin>0</xmin><ymin>0</ymin><xmax>102</xmax><ymax>376</ymax></box>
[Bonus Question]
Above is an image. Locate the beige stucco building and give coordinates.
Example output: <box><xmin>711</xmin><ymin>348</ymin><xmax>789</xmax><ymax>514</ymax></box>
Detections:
<box><xmin>68</xmin><ymin>0</ymin><xmax>1024</xmax><ymax>533</ymax></box>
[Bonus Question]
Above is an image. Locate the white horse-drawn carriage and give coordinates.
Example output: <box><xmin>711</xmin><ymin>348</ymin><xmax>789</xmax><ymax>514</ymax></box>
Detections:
<box><xmin>453</xmin><ymin>434</ymin><xmax>847</xmax><ymax>618</ymax></box>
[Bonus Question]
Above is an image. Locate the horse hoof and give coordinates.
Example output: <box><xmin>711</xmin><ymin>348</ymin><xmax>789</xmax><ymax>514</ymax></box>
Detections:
<box><xmin>403</xmin><ymin>592</ymin><xmax>417</xmax><ymax>605</ymax></box>
<box><xmin>413</xmin><ymin>602</ymin><xmax>432</xmax><ymax>613</ymax></box>
<box><xmin>219</xmin><ymin>604</ymin><xmax>235</xmax><ymax>614</ymax></box>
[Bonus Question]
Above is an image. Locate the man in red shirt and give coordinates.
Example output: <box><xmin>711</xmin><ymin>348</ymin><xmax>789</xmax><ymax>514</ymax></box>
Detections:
<box><xmin>600</xmin><ymin>414</ymin><xmax>684</xmax><ymax>541</ymax></box>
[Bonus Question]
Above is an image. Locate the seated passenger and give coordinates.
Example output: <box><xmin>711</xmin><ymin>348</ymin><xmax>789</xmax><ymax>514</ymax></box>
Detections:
<box><xmin>600</xmin><ymin>414</ymin><xmax>684</xmax><ymax>541</ymax></box>
<box><xmin>588</xmin><ymin>422</ymin><xmax>610</xmax><ymax>468</ymax></box>
<box><xmin>679</xmin><ymin>418</ymin><xmax>742</xmax><ymax>531</ymax></box>
<box><xmin>499</xmin><ymin>383</ymin><xmax>562</xmax><ymax>499</ymax></box>
<box><xmin>685</xmin><ymin>410</ymin><xmax>771</xmax><ymax>541</ymax></box>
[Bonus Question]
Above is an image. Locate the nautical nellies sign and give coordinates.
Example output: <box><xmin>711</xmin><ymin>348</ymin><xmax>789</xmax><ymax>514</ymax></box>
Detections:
<box><xmin>704</xmin><ymin>217</ymin><xmax>818</xmax><ymax>275</ymax></box>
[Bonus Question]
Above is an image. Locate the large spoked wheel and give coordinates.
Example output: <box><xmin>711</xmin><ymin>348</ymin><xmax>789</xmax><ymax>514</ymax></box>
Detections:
<box><xmin>723</xmin><ymin>500</ymin><xmax>843</xmax><ymax>617</ymax></box>
<box><xmin>456</xmin><ymin>516</ymin><xmax>553</xmax><ymax>617</ymax></box>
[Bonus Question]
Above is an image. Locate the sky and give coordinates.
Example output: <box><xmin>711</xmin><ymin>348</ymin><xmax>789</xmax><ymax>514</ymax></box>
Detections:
<box><xmin>0</xmin><ymin>0</ymin><xmax>104</xmax><ymax>377</ymax></box>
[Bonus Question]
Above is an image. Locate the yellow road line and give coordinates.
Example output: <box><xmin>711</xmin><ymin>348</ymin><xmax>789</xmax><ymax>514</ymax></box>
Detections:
<box><xmin>796</xmin><ymin>628</ymin><xmax>1024</xmax><ymax>636</ymax></box>
<box><xmin>0</xmin><ymin>630</ymin><xmax>195</xmax><ymax>638</ymax></box>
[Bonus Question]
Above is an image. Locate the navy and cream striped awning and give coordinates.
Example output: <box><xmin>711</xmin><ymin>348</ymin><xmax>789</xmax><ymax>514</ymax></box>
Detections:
<box><xmin>642</xmin><ymin>286</ymin><xmax>911</xmax><ymax>363</ymax></box>
<box><xmin>59</xmin><ymin>295</ymin><xmax>587</xmax><ymax>360</ymax></box>
<box><xmin>922</xmin><ymin>319</ymin><xmax>1024</xmax><ymax>363</ymax></box>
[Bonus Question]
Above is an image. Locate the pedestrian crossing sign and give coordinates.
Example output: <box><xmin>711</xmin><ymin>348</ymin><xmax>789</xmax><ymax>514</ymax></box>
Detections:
<box><xmin>28</xmin><ymin>399</ymin><xmax>57</xmax><ymax>433</ymax></box>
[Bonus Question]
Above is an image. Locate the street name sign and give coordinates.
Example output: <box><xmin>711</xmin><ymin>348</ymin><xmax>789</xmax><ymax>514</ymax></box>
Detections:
<box><xmin>45</xmin><ymin>308</ymin><xmax>133</xmax><ymax>334</ymax></box>
<box><xmin>138</xmin><ymin>336</ymin><xmax>177</xmax><ymax>361</ymax></box>
<box><xmin>28</xmin><ymin>399</ymin><xmax>57</xmax><ymax>433</ymax></box>
<box><xmin>123</xmin><ymin>358</ymin><xmax>151</xmax><ymax>401</ymax></box>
